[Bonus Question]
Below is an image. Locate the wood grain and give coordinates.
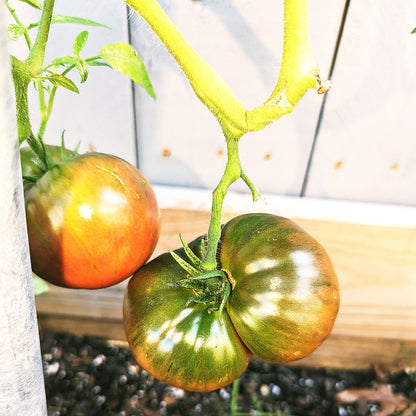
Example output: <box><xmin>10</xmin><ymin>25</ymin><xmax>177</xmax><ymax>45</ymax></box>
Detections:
<box><xmin>36</xmin><ymin>207</ymin><xmax>416</xmax><ymax>370</ymax></box>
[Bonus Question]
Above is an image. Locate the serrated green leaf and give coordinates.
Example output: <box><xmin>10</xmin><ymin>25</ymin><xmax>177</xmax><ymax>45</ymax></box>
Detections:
<box><xmin>412</xmin><ymin>27</ymin><xmax>416</xmax><ymax>34</ymax></box>
<box><xmin>73</xmin><ymin>31</ymin><xmax>89</xmax><ymax>56</ymax></box>
<box><xmin>75</xmin><ymin>58</ymin><xmax>89</xmax><ymax>83</ymax></box>
<box><xmin>51</xmin><ymin>15</ymin><xmax>110</xmax><ymax>28</ymax></box>
<box><xmin>100</xmin><ymin>42</ymin><xmax>156</xmax><ymax>99</ymax></box>
<box><xmin>36</xmin><ymin>74</ymin><xmax>79</xmax><ymax>93</ymax></box>
<box><xmin>8</xmin><ymin>24</ymin><xmax>27</xmax><ymax>41</ymax></box>
<box><xmin>18</xmin><ymin>0</ymin><xmax>42</xmax><ymax>10</ymax></box>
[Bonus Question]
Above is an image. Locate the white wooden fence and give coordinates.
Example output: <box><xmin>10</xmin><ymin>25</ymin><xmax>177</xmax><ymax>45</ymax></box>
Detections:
<box><xmin>7</xmin><ymin>0</ymin><xmax>416</xmax><ymax>207</ymax></box>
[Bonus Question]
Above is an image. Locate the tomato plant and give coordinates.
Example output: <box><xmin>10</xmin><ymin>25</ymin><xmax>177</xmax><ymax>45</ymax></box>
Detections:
<box><xmin>123</xmin><ymin>213</ymin><xmax>339</xmax><ymax>392</ymax></box>
<box><xmin>25</xmin><ymin>152</ymin><xmax>160</xmax><ymax>289</ymax></box>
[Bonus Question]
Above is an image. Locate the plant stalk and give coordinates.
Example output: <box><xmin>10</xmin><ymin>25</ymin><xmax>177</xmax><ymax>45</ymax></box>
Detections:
<box><xmin>124</xmin><ymin>0</ymin><xmax>325</xmax><ymax>270</ymax></box>
<box><xmin>10</xmin><ymin>0</ymin><xmax>55</xmax><ymax>144</ymax></box>
<box><xmin>125</xmin><ymin>0</ymin><xmax>320</xmax><ymax>139</ymax></box>
<box><xmin>26</xmin><ymin>0</ymin><xmax>55</xmax><ymax>72</ymax></box>
<box><xmin>201</xmin><ymin>136</ymin><xmax>243</xmax><ymax>271</ymax></box>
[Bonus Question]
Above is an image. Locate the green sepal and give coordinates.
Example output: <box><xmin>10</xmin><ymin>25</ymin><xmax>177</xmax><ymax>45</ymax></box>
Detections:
<box><xmin>22</xmin><ymin>175</ymin><xmax>40</xmax><ymax>183</ymax></box>
<box><xmin>26</xmin><ymin>134</ymin><xmax>54</xmax><ymax>171</ymax></box>
<box><xmin>170</xmin><ymin>250</ymin><xmax>200</xmax><ymax>276</ymax></box>
<box><xmin>179</xmin><ymin>234</ymin><xmax>201</xmax><ymax>269</ymax></box>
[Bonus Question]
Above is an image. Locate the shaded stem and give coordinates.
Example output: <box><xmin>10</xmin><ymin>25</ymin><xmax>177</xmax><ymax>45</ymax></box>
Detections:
<box><xmin>201</xmin><ymin>137</ymin><xmax>243</xmax><ymax>271</ymax></box>
<box><xmin>230</xmin><ymin>377</ymin><xmax>241</xmax><ymax>416</ymax></box>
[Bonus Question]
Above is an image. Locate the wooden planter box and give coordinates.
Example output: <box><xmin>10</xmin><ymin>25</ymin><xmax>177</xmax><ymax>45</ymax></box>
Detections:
<box><xmin>35</xmin><ymin>187</ymin><xmax>416</xmax><ymax>371</ymax></box>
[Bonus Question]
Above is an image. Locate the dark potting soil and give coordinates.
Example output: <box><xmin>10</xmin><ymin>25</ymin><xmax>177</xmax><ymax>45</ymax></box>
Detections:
<box><xmin>40</xmin><ymin>331</ymin><xmax>415</xmax><ymax>416</ymax></box>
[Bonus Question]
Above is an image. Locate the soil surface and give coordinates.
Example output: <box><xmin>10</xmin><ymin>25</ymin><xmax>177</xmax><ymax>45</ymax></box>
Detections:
<box><xmin>40</xmin><ymin>330</ymin><xmax>415</xmax><ymax>416</ymax></box>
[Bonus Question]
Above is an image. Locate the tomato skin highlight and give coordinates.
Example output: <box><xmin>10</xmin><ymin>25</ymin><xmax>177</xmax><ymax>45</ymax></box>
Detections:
<box><xmin>25</xmin><ymin>152</ymin><xmax>160</xmax><ymax>289</ymax></box>
<box><xmin>123</xmin><ymin>242</ymin><xmax>252</xmax><ymax>393</ymax></box>
<box><xmin>220</xmin><ymin>213</ymin><xmax>340</xmax><ymax>363</ymax></box>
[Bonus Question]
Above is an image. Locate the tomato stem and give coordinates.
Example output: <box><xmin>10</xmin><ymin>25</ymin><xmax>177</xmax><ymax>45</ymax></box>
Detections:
<box><xmin>200</xmin><ymin>136</ymin><xmax>244</xmax><ymax>271</ymax></box>
<box><xmin>125</xmin><ymin>0</ymin><xmax>324</xmax><ymax>138</ymax></box>
<box><xmin>124</xmin><ymin>0</ymin><xmax>327</xmax><ymax>271</ymax></box>
<box><xmin>9</xmin><ymin>0</ymin><xmax>55</xmax><ymax>145</ymax></box>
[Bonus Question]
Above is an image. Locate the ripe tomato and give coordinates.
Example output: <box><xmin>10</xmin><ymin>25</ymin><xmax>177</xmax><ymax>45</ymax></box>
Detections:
<box><xmin>123</xmin><ymin>213</ymin><xmax>339</xmax><ymax>392</ymax></box>
<box><xmin>25</xmin><ymin>152</ymin><xmax>160</xmax><ymax>289</ymax></box>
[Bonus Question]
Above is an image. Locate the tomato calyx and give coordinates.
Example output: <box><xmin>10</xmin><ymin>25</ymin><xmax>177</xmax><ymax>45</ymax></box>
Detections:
<box><xmin>169</xmin><ymin>234</ymin><xmax>234</xmax><ymax>320</ymax></box>
<box><xmin>22</xmin><ymin>132</ymin><xmax>79</xmax><ymax>186</ymax></box>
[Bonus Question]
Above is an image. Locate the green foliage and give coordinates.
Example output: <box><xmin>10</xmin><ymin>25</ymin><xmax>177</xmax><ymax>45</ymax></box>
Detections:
<box><xmin>7</xmin><ymin>0</ymin><xmax>156</xmax><ymax>144</ymax></box>
<box><xmin>100</xmin><ymin>42</ymin><xmax>156</xmax><ymax>99</ymax></box>
<box><xmin>18</xmin><ymin>0</ymin><xmax>42</xmax><ymax>10</ymax></box>
<box><xmin>35</xmin><ymin>73</ymin><xmax>79</xmax><ymax>93</ymax></box>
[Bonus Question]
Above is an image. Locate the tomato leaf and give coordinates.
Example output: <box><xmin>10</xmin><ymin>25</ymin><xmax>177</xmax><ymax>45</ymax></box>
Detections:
<box><xmin>18</xmin><ymin>0</ymin><xmax>42</xmax><ymax>10</ymax></box>
<box><xmin>87</xmin><ymin>58</ymin><xmax>112</xmax><ymax>68</ymax></box>
<box><xmin>50</xmin><ymin>56</ymin><xmax>78</xmax><ymax>68</ymax></box>
<box><xmin>36</xmin><ymin>74</ymin><xmax>79</xmax><ymax>93</ymax></box>
<box><xmin>73</xmin><ymin>31</ymin><xmax>89</xmax><ymax>56</ymax></box>
<box><xmin>50</xmin><ymin>15</ymin><xmax>110</xmax><ymax>28</ymax></box>
<box><xmin>8</xmin><ymin>24</ymin><xmax>27</xmax><ymax>41</ymax></box>
<box><xmin>99</xmin><ymin>42</ymin><xmax>156</xmax><ymax>99</ymax></box>
<box><xmin>75</xmin><ymin>58</ymin><xmax>89</xmax><ymax>83</ymax></box>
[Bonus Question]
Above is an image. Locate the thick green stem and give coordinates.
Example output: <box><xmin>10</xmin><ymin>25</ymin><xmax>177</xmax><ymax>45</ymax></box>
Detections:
<box><xmin>11</xmin><ymin>56</ymin><xmax>33</xmax><ymax>144</ymax></box>
<box><xmin>125</xmin><ymin>0</ymin><xmax>325</xmax><ymax>272</ymax></box>
<box><xmin>125</xmin><ymin>0</ymin><xmax>321</xmax><ymax>139</ymax></box>
<box><xmin>201</xmin><ymin>137</ymin><xmax>242</xmax><ymax>271</ymax></box>
<box><xmin>26</xmin><ymin>0</ymin><xmax>55</xmax><ymax>72</ymax></box>
<box><xmin>9</xmin><ymin>0</ymin><xmax>55</xmax><ymax>144</ymax></box>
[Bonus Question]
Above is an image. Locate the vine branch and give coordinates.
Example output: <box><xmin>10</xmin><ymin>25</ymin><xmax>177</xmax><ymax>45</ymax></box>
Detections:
<box><xmin>124</xmin><ymin>0</ymin><xmax>329</xmax><ymax>271</ymax></box>
<box><xmin>124</xmin><ymin>0</ymin><xmax>325</xmax><ymax>139</ymax></box>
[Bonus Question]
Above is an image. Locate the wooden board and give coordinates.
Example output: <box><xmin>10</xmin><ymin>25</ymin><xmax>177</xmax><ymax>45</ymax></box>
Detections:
<box><xmin>36</xmin><ymin>198</ymin><xmax>416</xmax><ymax>371</ymax></box>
